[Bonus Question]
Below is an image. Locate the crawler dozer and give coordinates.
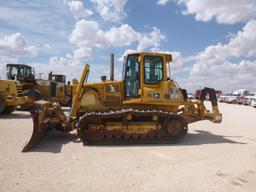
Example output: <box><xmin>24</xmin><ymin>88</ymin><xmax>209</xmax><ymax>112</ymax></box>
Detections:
<box><xmin>0</xmin><ymin>80</ymin><xmax>27</xmax><ymax>114</ymax></box>
<box><xmin>22</xmin><ymin>52</ymin><xmax>222</xmax><ymax>152</ymax></box>
<box><xmin>6</xmin><ymin>64</ymin><xmax>72</xmax><ymax>108</ymax></box>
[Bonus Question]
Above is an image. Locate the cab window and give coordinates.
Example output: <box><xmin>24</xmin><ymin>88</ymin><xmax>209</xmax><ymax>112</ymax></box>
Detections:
<box><xmin>125</xmin><ymin>55</ymin><xmax>140</xmax><ymax>97</ymax></box>
<box><xmin>144</xmin><ymin>56</ymin><xmax>163</xmax><ymax>84</ymax></box>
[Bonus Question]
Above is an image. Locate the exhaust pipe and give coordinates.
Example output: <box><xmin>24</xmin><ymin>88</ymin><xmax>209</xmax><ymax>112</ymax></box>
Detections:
<box><xmin>110</xmin><ymin>53</ymin><xmax>114</xmax><ymax>81</ymax></box>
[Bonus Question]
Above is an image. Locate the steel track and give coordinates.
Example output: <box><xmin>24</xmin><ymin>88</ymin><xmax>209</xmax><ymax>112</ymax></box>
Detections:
<box><xmin>77</xmin><ymin>109</ymin><xmax>188</xmax><ymax>145</ymax></box>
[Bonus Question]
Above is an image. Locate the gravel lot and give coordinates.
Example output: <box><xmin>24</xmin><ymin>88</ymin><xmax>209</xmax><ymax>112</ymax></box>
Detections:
<box><xmin>0</xmin><ymin>103</ymin><xmax>256</xmax><ymax>192</ymax></box>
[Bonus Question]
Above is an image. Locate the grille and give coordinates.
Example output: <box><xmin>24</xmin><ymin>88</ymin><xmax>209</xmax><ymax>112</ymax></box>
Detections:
<box><xmin>16</xmin><ymin>85</ymin><xmax>23</xmax><ymax>96</ymax></box>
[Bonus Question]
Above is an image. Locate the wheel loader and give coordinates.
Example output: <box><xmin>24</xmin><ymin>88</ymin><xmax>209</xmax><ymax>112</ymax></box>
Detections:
<box><xmin>6</xmin><ymin>64</ymin><xmax>72</xmax><ymax>108</ymax></box>
<box><xmin>48</xmin><ymin>72</ymin><xmax>66</xmax><ymax>83</ymax></box>
<box><xmin>22</xmin><ymin>52</ymin><xmax>222</xmax><ymax>152</ymax></box>
<box><xmin>0</xmin><ymin>80</ymin><xmax>27</xmax><ymax>114</ymax></box>
<box><xmin>48</xmin><ymin>72</ymin><xmax>73</xmax><ymax>106</ymax></box>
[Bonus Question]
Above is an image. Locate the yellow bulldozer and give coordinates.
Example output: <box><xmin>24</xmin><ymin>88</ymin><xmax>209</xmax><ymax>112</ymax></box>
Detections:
<box><xmin>6</xmin><ymin>64</ymin><xmax>72</xmax><ymax>109</ymax></box>
<box><xmin>22</xmin><ymin>52</ymin><xmax>222</xmax><ymax>152</ymax></box>
<box><xmin>0</xmin><ymin>80</ymin><xmax>27</xmax><ymax>114</ymax></box>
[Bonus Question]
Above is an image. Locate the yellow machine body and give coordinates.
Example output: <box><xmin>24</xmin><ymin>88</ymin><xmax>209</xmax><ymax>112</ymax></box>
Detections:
<box><xmin>0</xmin><ymin>80</ymin><xmax>27</xmax><ymax>114</ymax></box>
<box><xmin>21</xmin><ymin>80</ymin><xmax>69</xmax><ymax>104</ymax></box>
<box><xmin>48</xmin><ymin>73</ymin><xmax>66</xmax><ymax>84</ymax></box>
<box><xmin>80</xmin><ymin>53</ymin><xmax>178</xmax><ymax>110</ymax></box>
<box><xmin>75</xmin><ymin>52</ymin><xmax>220</xmax><ymax>123</ymax></box>
<box><xmin>48</xmin><ymin>72</ymin><xmax>75</xmax><ymax>106</ymax></box>
<box><xmin>22</xmin><ymin>52</ymin><xmax>222</xmax><ymax>152</ymax></box>
<box><xmin>6</xmin><ymin>64</ymin><xmax>72</xmax><ymax>107</ymax></box>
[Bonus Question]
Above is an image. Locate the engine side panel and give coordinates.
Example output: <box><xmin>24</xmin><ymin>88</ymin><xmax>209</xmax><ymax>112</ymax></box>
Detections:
<box><xmin>80</xmin><ymin>81</ymin><xmax>123</xmax><ymax>111</ymax></box>
<box><xmin>0</xmin><ymin>80</ymin><xmax>19</xmax><ymax>98</ymax></box>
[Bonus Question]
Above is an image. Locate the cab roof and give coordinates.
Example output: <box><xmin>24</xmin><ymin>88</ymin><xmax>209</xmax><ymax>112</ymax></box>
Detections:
<box><xmin>6</xmin><ymin>64</ymin><xmax>32</xmax><ymax>68</ymax></box>
<box><xmin>126</xmin><ymin>51</ymin><xmax>171</xmax><ymax>55</ymax></box>
<box><xmin>125</xmin><ymin>51</ymin><xmax>172</xmax><ymax>61</ymax></box>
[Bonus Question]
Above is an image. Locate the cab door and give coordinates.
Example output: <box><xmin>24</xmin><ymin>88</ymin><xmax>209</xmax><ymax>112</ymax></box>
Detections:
<box><xmin>123</xmin><ymin>54</ymin><xmax>141</xmax><ymax>100</ymax></box>
<box><xmin>141</xmin><ymin>55</ymin><xmax>166</xmax><ymax>102</ymax></box>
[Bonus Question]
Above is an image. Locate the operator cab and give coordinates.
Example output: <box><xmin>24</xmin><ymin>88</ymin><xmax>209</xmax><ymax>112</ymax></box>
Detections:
<box><xmin>48</xmin><ymin>72</ymin><xmax>66</xmax><ymax>84</ymax></box>
<box><xmin>123</xmin><ymin>52</ymin><xmax>172</xmax><ymax>99</ymax></box>
<box><xmin>6</xmin><ymin>64</ymin><xmax>35</xmax><ymax>82</ymax></box>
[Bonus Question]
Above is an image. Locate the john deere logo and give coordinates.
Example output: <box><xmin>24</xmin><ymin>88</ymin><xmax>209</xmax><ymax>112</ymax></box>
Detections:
<box><xmin>153</xmin><ymin>93</ymin><xmax>160</xmax><ymax>99</ymax></box>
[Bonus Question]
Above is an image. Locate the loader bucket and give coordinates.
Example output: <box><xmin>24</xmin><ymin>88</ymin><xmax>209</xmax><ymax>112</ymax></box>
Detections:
<box><xmin>22</xmin><ymin>107</ymin><xmax>47</xmax><ymax>152</ymax></box>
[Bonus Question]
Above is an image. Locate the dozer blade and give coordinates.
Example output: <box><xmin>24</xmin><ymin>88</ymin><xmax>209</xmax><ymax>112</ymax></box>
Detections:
<box><xmin>22</xmin><ymin>100</ymin><xmax>71</xmax><ymax>152</ymax></box>
<box><xmin>22</xmin><ymin>107</ymin><xmax>48</xmax><ymax>152</ymax></box>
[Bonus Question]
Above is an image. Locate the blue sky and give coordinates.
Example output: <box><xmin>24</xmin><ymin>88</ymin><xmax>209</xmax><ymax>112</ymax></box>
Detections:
<box><xmin>0</xmin><ymin>0</ymin><xmax>255</xmax><ymax>92</ymax></box>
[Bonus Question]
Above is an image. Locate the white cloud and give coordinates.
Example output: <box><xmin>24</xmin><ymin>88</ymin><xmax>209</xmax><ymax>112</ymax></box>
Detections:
<box><xmin>44</xmin><ymin>44</ymin><xmax>51</xmax><ymax>48</ymax></box>
<box><xmin>49</xmin><ymin>54</ymin><xmax>74</xmax><ymax>67</ymax></box>
<box><xmin>49</xmin><ymin>48</ymin><xmax>92</xmax><ymax>68</ymax></box>
<box><xmin>166</xmin><ymin>51</ymin><xmax>183</xmax><ymax>73</ymax></box>
<box><xmin>193</xmin><ymin>20</ymin><xmax>256</xmax><ymax>64</ymax></box>
<box><xmin>0</xmin><ymin>1</ymin><xmax>75</xmax><ymax>55</ymax></box>
<box><xmin>47</xmin><ymin>54</ymin><xmax>83</xmax><ymax>80</ymax></box>
<box><xmin>90</xmin><ymin>0</ymin><xmax>128</xmax><ymax>23</ymax></box>
<box><xmin>118</xmin><ymin>49</ymin><xmax>137</xmax><ymax>62</ymax></box>
<box><xmin>67</xmin><ymin>0</ymin><xmax>93</xmax><ymax>19</ymax></box>
<box><xmin>105</xmin><ymin>24</ymin><xmax>139</xmax><ymax>46</ymax></box>
<box><xmin>180</xmin><ymin>19</ymin><xmax>256</xmax><ymax>92</ymax></box>
<box><xmin>137</xmin><ymin>27</ymin><xmax>165</xmax><ymax>51</ymax></box>
<box><xmin>28</xmin><ymin>61</ymin><xmax>83</xmax><ymax>82</ymax></box>
<box><xmin>227</xmin><ymin>20</ymin><xmax>256</xmax><ymax>57</ymax></box>
<box><xmin>69</xmin><ymin>19</ymin><xmax>108</xmax><ymax>48</ymax></box>
<box><xmin>0</xmin><ymin>33</ymin><xmax>37</xmax><ymax>57</ymax></box>
<box><xmin>178</xmin><ymin>59</ymin><xmax>256</xmax><ymax>92</ymax></box>
<box><xmin>46</xmin><ymin>56</ymin><xmax>109</xmax><ymax>82</ymax></box>
<box><xmin>0</xmin><ymin>56</ymin><xmax>18</xmax><ymax>79</ymax></box>
<box><xmin>73</xmin><ymin>47</ymin><xmax>92</xmax><ymax>59</ymax></box>
<box><xmin>157</xmin><ymin>0</ymin><xmax>170</xmax><ymax>5</ymax></box>
<box><xmin>69</xmin><ymin>19</ymin><xmax>165</xmax><ymax>51</ymax></box>
<box><xmin>180</xmin><ymin>0</ymin><xmax>256</xmax><ymax>24</ymax></box>
<box><xmin>157</xmin><ymin>0</ymin><xmax>256</xmax><ymax>24</ymax></box>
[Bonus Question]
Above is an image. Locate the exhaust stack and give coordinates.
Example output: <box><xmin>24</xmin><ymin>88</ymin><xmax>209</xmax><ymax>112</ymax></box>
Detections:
<box><xmin>110</xmin><ymin>53</ymin><xmax>114</xmax><ymax>81</ymax></box>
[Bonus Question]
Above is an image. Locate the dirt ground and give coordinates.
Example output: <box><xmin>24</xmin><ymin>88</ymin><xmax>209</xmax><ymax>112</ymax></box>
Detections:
<box><xmin>0</xmin><ymin>103</ymin><xmax>256</xmax><ymax>192</ymax></box>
